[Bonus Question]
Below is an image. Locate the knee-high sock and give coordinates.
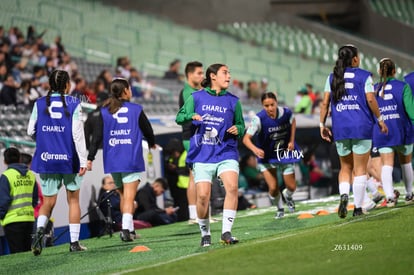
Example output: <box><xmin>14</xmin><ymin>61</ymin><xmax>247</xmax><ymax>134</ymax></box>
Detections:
<box><xmin>367</xmin><ymin>177</ymin><xmax>379</xmax><ymax>196</ymax></box>
<box><xmin>353</xmin><ymin>175</ymin><xmax>367</xmax><ymax>208</ymax></box>
<box><xmin>188</xmin><ymin>205</ymin><xmax>197</xmax><ymax>220</ymax></box>
<box><xmin>339</xmin><ymin>182</ymin><xmax>350</xmax><ymax>196</ymax></box>
<box><xmin>381</xmin><ymin>165</ymin><xmax>394</xmax><ymax>199</ymax></box>
<box><xmin>401</xmin><ymin>163</ymin><xmax>413</xmax><ymax>195</ymax></box>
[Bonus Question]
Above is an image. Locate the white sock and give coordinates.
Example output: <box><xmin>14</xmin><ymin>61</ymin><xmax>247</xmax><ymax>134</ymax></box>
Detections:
<box><xmin>188</xmin><ymin>205</ymin><xmax>197</xmax><ymax>220</ymax></box>
<box><xmin>339</xmin><ymin>182</ymin><xmax>350</xmax><ymax>195</ymax></box>
<box><xmin>129</xmin><ymin>219</ymin><xmax>134</xmax><ymax>232</ymax></box>
<box><xmin>222</xmin><ymin>209</ymin><xmax>236</xmax><ymax>234</ymax></box>
<box><xmin>37</xmin><ymin>215</ymin><xmax>48</xmax><ymax>228</ymax></box>
<box><xmin>367</xmin><ymin>177</ymin><xmax>379</xmax><ymax>196</ymax></box>
<box><xmin>198</xmin><ymin>218</ymin><xmax>210</xmax><ymax>237</ymax></box>
<box><xmin>285</xmin><ymin>189</ymin><xmax>294</xmax><ymax>199</ymax></box>
<box><xmin>401</xmin><ymin>163</ymin><xmax>413</xmax><ymax>195</ymax></box>
<box><xmin>277</xmin><ymin>194</ymin><xmax>284</xmax><ymax>209</ymax></box>
<box><xmin>122</xmin><ymin>213</ymin><xmax>133</xmax><ymax>230</ymax></box>
<box><xmin>69</xmin><ymin>223</ymin><xmax>80</xmax><ymax>243</ymax></box>
<box><xmin>268</xmin><ymin>194</ymin><xmax>275</xmax><ymax>205</ymax></box>
<box><xmin>363</xmin><ymin>188</ymin><xmax>371</xmax><ymax>204</ymax></box>
<box><xmin>353</xmin><ymin>175</ymin><xmax>367</xmax><ymax>208</ymax></box>
<box><xmin>381</xmin><ymin>165</ymin><xmax>394</xmax><ymax>199</ymax></box>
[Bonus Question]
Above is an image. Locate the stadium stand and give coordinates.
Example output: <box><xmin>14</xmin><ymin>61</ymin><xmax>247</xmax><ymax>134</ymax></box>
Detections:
<box><xmin>370</xmin><ymin>0</ymin><xmax>414</xmax><ymax>26</ymax></box>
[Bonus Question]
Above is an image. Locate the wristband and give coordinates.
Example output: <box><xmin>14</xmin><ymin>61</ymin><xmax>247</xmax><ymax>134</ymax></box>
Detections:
<box><xmin>319</xmin><ymin>122</ymin><xmax>325</xmax><ymax>128</ymax></box>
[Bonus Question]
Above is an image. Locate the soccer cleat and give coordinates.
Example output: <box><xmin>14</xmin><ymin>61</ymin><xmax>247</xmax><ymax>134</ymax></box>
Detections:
<box><xmin>386</xmin><ymin>199</ymin><xmax>396</xmax><ymax>208</ymax></box>
<box><xmin>275</xmin><ymin>208</ymin><xmax>284</xmax><ymax>219</ymax></box>
<box><xmin>338</xmin><ymin>194</ymin><xmax>349</xmax><ymax>219</ymax></box>
<box><xmin>31</xmin><ymin>227</ymin><xmax>44</xmax><ymax>256</ymax></box>
<box><xmin>120</xmin><ymin>229</ymin><xmax>134</xmax><ymax>242</ymax></box>
<box><xmin>352</xmin><ymin>207</ymin><xmax>363</xmax><ymax>217</ymax></box>
<box><xmin>220</xmin><ymin>231</ymin><xmax>239</xmax><ymax>245</ymax></box>
<box><xmin>200</xmin><ymin>235</ymin><xmax>211</xmax><ymax>247</ymax></box>
<box><xmin>405</xmin><ymin>192</ymin><xmax>414</xmax><ymax>204</ymax></box>
<box><xmin>372</xmin><ymin>193</ymin><xmax>385</xmax><ymax>204</ymax></box>
<box><xmin>130</xmin><ymin>231</ymin><xmax>140</xmax><ymax>239</ymax></box>
<box><xmin>285</xmin><ymin>197</ymin><xmax>295</xmax><ymax>213</ymax></box>
<box><xmin>362</xmin><ymin>199</ymin><xmax>376</xmax><ymax>212</ymax></box>
<box><xmin>69</xmin><ymin>241</ymin><xmax>87</xmax><ymax>252</ymax></box>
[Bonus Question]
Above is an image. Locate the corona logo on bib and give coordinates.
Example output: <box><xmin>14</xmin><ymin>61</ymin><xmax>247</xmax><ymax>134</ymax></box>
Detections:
<box><xmin>113</xmin><ymin>107</ymin><xmax>129</xmax><ymax>123</ymax></box>
<box><xmin>40</xmin><ymin>152</ymin><xmax>69</xmax><ymax>162</ymax></box>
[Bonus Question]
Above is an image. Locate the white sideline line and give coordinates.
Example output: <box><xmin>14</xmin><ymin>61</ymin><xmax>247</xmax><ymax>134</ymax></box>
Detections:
<box><xmin>111</xmin><ymin>205</ymin><xmax>407</xmax><ymax>275</ymax></box>
<box><xmin>111</xmin><ymin>252</ymin><xmax>205</xmax><ymax>275</ymax></box>
<box><xmin>334</xmin><ymin>207</ymin><xmax>401</xmax><ymax>227</ymax></box>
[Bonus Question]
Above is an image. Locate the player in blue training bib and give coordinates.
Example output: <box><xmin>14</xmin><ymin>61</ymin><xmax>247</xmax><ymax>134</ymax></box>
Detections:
<box><xmin>28</xmin><ymin>70</ymin><xmax>88</xmax><ymax>255</ymax></box>
<box><xmin>87</xmin><ymin>78</ymin><xmax>155</xmax><ymax>242</ymax></box>
<box><xmin>243</xmin><ymin>92</ymin><xmax>302</xmax><ymax>219</ymax></box>
<box><xmin>319</xmin><ymin>45</ymin><xmax>388</xmax><ymax>218</ymax></box>
<box><xmin>374</xmin><ymin>58</ymin><xmax>414</xmax><ymax>206</ymax></box>
<box><xmin>176</xmin><ymin>63</ymin><xmax>245</xmax><ymax>247</ymax></box>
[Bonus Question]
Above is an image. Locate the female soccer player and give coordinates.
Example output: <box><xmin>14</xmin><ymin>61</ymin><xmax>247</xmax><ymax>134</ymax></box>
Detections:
<box><xmin>87</xmin><ymin>78</ymin><xmax>155</xmax><ymax>242</ymax></box>
<box><xmin>176</xmin><ymin>63</ymin><xmax>245</xmax><ymax>247</ymax></box>
<box><xmin>373</xmin><ymin>58</ymin><xmax>414</xmax><ymax>206</ymax></box>
<box><xmin>28</xmin><ymin>70</ymin><xmax>88</xmax><ymax>255</ymax></box>
<box><xmin>243</xmin><ymin>92</ymin><xmax>301</xmax><ymax>219</ymax></box>
<box><xmin>319</xmin><ymin>44</ymin><xmax>388</xmax><ymax>218</ymax></box>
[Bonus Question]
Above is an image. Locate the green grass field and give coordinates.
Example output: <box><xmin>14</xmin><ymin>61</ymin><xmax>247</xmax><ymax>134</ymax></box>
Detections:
<box><xmin>1</xmin><ymin>194</ymin><xmax>413</xmax><ymax>275</ymax></box>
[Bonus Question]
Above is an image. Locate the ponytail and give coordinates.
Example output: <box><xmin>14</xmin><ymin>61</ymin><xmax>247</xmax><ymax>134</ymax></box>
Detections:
<box><xmin>331</xmin><ymin>45</ymin><xmax>358</xmax><ymax>103</ymax></box>
<box><xmin>376</xmin><ymin>58</ymin><xmax>395</xmax><ymax>98</ymax></box>
<box><xmin>46</xmin><ymin>70</ymin><xmax>70</xmax><ymax>117</ymax></box>
<box><xmin>103</xmin><ymin>78</ymin><xmax>129</xmax><ymax>114</ymax></box>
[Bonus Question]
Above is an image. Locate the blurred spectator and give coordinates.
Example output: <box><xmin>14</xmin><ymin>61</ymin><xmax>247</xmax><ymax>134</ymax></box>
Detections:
<box><xmin>0</xmin><ymin>74</ymin><xmax>18</xmax><ymax>106</ymax></box>
<box><xmin>240</xmin><ymin>153</ymin><xmax>267</xmax><ymax>191</ymax></box>
<box><xmin>97</xmin><ymin>69</ymin><xmax>112</xmax><ymax>92</ymax></box>
<box><xmin>163</xmin><ymin>59</ymin><xmax>183</xmax><ymax>81</ymax></box>
<box><xmin>228</xmin><ymin>79</ymin><xmax>246</xmax><ymax>100</ymax></box>
<box><xmin>36</xmin><ymin>75</ymin><xmax>50</xmax><ymax>97</ymax></box>
<box><xmin>129</xmin><ymin>67</ymin><xmax>143</xmax><ymax>98</ymax></box>
<box><xmin>247</xmin><ymin>80</ymin><xmax>261</xmax><ymax>100</ymax></box>
<box><xmin>50</xmin><ymin>36</ymin><xmax>65</xmax><ymax>58</ymax></box>
<box><xmin>116</xmin><ymin>56</ymin><xmax>131</xmax><ymax>79</ymax></box>
<box><xmin>305</xmin><ymin>83</ymin><xmax>316</xmax><ymax>102</ymax></box>
<box><xmin>133</xmin><ymin>178</ymin><xmax>178</xmax><ymax>227</ymax></box>
<box><xmin>84</xmin><ymin>90</ymin><xmax>108</xmax><ymax>149</ymax></box>
<box><xmin>94</xmin><ymin>79</ymin><xmax>108</xmax><ymax>104</ymax></box>
<box><xmin>70</xmin><ymin>76</ymin><xmax>86</xmax><ymax>101</ymax></box>
<box><xmin>20</xmin><ymin>79</ymin><xmax>41</xmax><ymax>109</ymax></box>
<box><xmin>98</xmin><ymin>175</ymin><xmax>123</xmax><ymax>232</ymax></box>
<box><xmin>312</xmin><ymin>91</ymin><xmax>322</xmax><ymax>114</ymax></box>
<box><xmin>164</xmin><ymin>138</ymin><xmax>188</xmax><ymax>222</ymax></box>
<box><xmin>294</xmin><ymin>87</ymin><xmax>312</xmax><ymax>114</ymax></box>
<box><xmin>259</xmin><ymin>78</ymin><xmax>269</xmax><ymax>94</ymax></box>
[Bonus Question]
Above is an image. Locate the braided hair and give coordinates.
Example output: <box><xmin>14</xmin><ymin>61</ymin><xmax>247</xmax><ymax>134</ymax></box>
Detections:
<box><xmin>376</xmin><ymin>58</ymin><xmax>395</xmax><ymax>97</ymax></box>
<box><xmin>331</xmin><ymin>45</ymin><xmax>358</xmax><ymax>103</ymax></box>
<box><xmin>103</xmin><ymin>78</ymin><xmax>129</xmax><ymax>114</ymax></box>
<box><xmin>46</xmin><ymin>70</ymin><xmax>70</xmax><ymax>117</ymax></box>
